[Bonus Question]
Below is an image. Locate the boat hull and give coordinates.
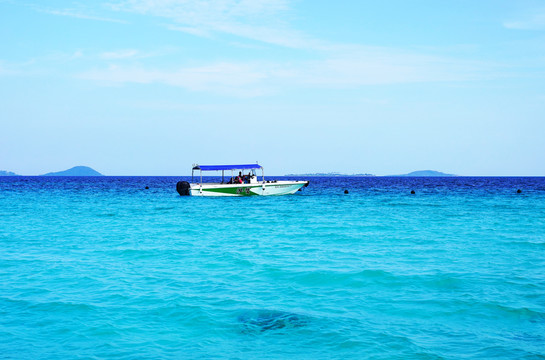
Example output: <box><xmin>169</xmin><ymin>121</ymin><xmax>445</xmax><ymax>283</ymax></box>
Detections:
<box><xmin>189</xmin><ymin>181</ymin><xmax>308</xmax><ymax>196</ymax></box>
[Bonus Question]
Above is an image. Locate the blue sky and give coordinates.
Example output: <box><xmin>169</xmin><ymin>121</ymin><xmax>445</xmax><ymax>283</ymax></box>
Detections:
<box><xmin>1</xmin><ymin>0</ymin><xmax>544</xmax><ymax>175</ymax></box>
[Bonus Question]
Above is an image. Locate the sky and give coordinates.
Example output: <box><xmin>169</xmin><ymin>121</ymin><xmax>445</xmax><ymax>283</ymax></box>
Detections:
<box><xmin>1</xmin><ymin>0</ymin><xmax>544</xmax><ymax>176</ymax></box>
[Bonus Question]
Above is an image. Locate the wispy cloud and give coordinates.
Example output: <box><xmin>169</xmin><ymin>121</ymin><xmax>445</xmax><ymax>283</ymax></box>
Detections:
<box><xmin>26</xmin><ymin>50</ymin><xmax>85</xmax><ymax>66</ymax></box>
<box><xmin>39</xmin><ymin>7</ymin><xmax>128</xmax><ymax>24</ymax></box>
<box><xmin>0</xmin><ymin>61</ymin><xmax>13</xmax><ymax>76</ymax></box>
<box><xmin>0</xmin><ymin>50</ymin><xmax>85</xmax><ymax>76</ymax></box>
<box><xmin>13</xmin><ymin>1</ymin><xmax>494</xmax><ymax>95</ymax></box>
<box><xmin>78</xmin><ymin>63</ymin><xmax>270</xmax><ymax>97</ymax></box>
<box><xmin>98</xmin><ymin>47</ymin><xmax>177</xmax><ymax>60</ymax></box>
<box><xmin>109</xmin><ymin>0</ymin><xmax>291</xmax><ymax>22</ymax></box>
<box><xmin>100</xmin><ymin>49</ymin><xmax>141</xmax><ymax>59</ymax></box>
<box><xmin>108</xmin><ymin>0</ymin><xmax>314</xmax><ymax>48</ymax></box>
<box><xmin>166</xmin><ymin>25</ymin><xmax>212</xmax><ymax>38</ymax></box>
<box><xmin>504</xmin><ymin>9</ymin><xmax>545</xmax><ymax>30</ymax></box>
<box><xmin>77</xmin><ymin>48</ymin><xmax>489</xmax><ymax>97</ymax></box>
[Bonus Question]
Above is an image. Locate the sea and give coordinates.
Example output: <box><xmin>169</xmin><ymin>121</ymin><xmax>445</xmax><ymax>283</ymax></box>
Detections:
<box><xmin>1</xmin><ymin>176</ymin><xmax>544</xmax><ymax>359</ymax></box>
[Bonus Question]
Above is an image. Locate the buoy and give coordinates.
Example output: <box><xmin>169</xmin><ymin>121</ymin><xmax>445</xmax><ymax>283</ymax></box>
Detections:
<box><xmin>145</xmin><ymin>186</ymin><xmax>149</xmax><ymax>189</ymax></box>
<box><xmin>411</xmin><ymin>190</ymin><xmax>415</xmax><ymax>194</ymax></box>
<box><xmin>344</xmin><ymin>190</ymin><xmax>349</xmax><ymax>194</ymax></box>
<box><xmin>517</xmin><ymin>189</ymin><xmax>522</xmax><ymax>194</ymax></box>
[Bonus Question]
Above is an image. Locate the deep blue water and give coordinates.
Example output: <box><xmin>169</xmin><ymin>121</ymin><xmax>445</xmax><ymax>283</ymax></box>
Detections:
<box><xmin>1</xmin><ymin>176</ymin><xmax>544</xmax><ymax>359</ymax></box>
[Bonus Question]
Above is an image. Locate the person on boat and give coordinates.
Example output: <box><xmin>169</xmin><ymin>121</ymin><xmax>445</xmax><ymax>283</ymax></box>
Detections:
<box><xmin>236</xmin><ymin>172</ymin><xmax>243</xmax><ymax>184</ymax></box>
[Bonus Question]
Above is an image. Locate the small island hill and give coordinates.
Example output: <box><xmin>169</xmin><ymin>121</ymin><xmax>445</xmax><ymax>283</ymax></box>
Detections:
<box><xmin>0</xmin><ymin>166</ymin><xmax>103</xmax><ymax>176</ymax></box>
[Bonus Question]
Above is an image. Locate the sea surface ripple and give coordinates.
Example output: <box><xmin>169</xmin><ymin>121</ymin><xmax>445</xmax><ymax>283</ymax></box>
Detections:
<box><xmin>1</xmin><ymin>176</ymin><xmax>544</xmax><ymax>359</ymax></box>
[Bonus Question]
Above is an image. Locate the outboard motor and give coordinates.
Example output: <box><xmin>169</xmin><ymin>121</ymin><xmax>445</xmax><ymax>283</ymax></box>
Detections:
<box><xmin>176</xmin><ymin>181</ymin><xmax>191</xmax><ymax>196</ymax></box>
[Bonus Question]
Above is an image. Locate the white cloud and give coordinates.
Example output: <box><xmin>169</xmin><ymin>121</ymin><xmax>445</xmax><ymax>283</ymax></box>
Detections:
<box><xmin>504</xmin><ymin>10</ymin><xmax>545</xmax><ymax>30</ymax></box>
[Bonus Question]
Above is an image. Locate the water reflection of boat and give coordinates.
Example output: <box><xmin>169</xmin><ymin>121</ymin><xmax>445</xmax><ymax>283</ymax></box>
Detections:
<box><xmin>176</xmin><ymin>164</ymin><xmax>309</xmax><ymax>196</ymax></box>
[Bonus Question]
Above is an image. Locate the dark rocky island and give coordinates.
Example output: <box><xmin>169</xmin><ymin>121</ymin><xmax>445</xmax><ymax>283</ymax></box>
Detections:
<box><xmin>42</xmin><ymin>166</ymin><xmax>103</xmax><ymax>176</ymax></box>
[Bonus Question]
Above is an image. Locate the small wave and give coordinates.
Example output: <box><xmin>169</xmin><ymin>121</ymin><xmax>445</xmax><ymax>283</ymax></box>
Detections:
<box><xmin>27</xmin><ymin>300</ymin><xmax>99</xmax><ymax>314</ymax></box>
<box><xmin>441</xmin><ymin>299</ymin><xmax>545</xmax><ymax>322</ymax></box>
<box><xmin>1</xmin><ymin>296</ymin><xmax>99</xmax><ymax>315</ymax></box>
<box><xmin>113</xmin><ymin>248</ymin><xmax>160</xmax><ymax>259</ymax></box>
<box><xmin>288</xmin><ymin>269</ymin><xmax>398</xmax><ymax>288</ymax></box>
<box><xmin>487</xmin><ymin>303</ymin><xmax>545</xmax><ymax>321</ymax></box>
<box><xmin>472</xmin><ymin>345</ymin><xmax>536</xmax><ymax>359</ymax></box>
<box><xmin>503</xmin><ymin>240</ymin><xmax>545</xmax><ymax>248</ymax></box>
<box><xmin>419</xmin><ymin>274</ymin><xmax>466</xmax><ymax>290</ymax></box>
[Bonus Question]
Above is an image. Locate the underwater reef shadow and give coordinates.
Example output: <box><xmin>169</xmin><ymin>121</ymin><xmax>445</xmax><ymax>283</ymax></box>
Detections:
<box><xmin>236</xmin><ymin>309</ymin><xmax>309</xmax><ymax>333</ymax></box>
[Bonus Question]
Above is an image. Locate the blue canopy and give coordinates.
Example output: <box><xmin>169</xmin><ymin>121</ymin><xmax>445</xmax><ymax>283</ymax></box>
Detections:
<box><xmin>193</xmin><ymin>164</ymin><xmax>262</xmax><ymax>171</ymax></box>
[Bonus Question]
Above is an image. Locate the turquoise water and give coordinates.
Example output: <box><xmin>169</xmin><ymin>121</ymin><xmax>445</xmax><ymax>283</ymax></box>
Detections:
<box><xmin>1</xmin><ymin>177</ymin><xmax>544</xmax><ymax>359</ymax></box>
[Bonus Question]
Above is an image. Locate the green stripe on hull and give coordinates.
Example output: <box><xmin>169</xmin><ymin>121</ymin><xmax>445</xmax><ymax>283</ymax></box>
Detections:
<box><xmin>201</xmin><ymin>185</ymin><xmax>261</xmax><ymax>196</ymax></box>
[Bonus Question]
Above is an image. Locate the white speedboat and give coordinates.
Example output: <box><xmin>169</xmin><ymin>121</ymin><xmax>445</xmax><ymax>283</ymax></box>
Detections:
<box><xmin>176</xmin><ymin>164</ymin><xmax>309</xmax><ymax>196</ymax></box>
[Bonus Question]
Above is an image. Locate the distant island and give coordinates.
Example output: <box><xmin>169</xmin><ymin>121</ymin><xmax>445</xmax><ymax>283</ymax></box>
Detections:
<box><xmin>285</xmin><ymin>170</ymin><xmax>457</xmax><ymax>177</ymax></box>
<box><xmin>285</xmin><ymin>172</ymin><xmax>375</xmax><ymax>177</ymax></box>
<box><xmin>42</xmin><ymin>166</ymin><xmax>103</xmax><ymax>176</ymax></box>
<box><xmin>391</xmin><ymin>170</ymin><xmax>456</xmax><ymax>177</ymax></box>
<box><xmin>2</xmin><ymin>168</ymin><xmax>455</xmax><ymax>177</ymax></box>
